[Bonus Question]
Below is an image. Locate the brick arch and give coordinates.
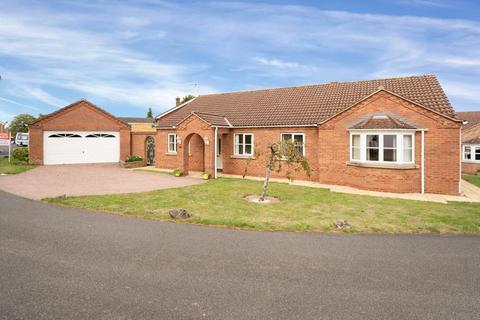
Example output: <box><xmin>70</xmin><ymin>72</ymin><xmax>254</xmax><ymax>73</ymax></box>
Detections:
<box><xmin>183</xmin><ymin>133</ymin><xmax>205</xmax><ymax>174</ymax></box>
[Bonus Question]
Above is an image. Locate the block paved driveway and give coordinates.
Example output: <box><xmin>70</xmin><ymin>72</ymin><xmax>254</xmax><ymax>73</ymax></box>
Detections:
<box><xmin>0</xmin><ymin>164</ymin><xmax>204</xmax><ymax>199</ymax></box>
<box><xmin>0</xmin><ymin>190</ymin><xmax>479</xmax><ymax>320</ymax></box>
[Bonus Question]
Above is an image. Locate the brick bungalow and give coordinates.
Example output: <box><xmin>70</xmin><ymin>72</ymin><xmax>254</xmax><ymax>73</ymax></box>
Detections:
<box><xmin>28</xmin><ymin>75</ymin><xmax>462</xmax><ymax>195</ymax></box>
<box><xmin>155</xmin><ymin>75</ymin><xmax>462</xmax><ymax>195</ymax></box>
<box><xmin>457</xmin><ymin>111</ymin><xmax>480</xmax><ymax>174</ymax></box>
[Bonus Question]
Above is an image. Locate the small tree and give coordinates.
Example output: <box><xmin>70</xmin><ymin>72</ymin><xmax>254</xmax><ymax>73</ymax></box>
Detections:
<box><xmin>146</xmin><ymin>107</ymin><xmax>153</xmax><ymax>118</ymax></box>
<box><xmin>260</xmin><ymin>140</ymin><xmax>311</xmax><ymax>201</ymax></box>
<box><xmin>7</xmin><ymin>114</ymin><xmax>36</xmax><ymax>137</ymax></box>
<box><xmin>181</xmin><ymin>94</ymin><xmax>195</xmax><ymax>104</ymax></box>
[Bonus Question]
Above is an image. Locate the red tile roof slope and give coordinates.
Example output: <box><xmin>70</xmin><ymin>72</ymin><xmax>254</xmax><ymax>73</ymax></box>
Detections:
<box><xmin>456</xmin><ymin>111</ymin><xmax>480</xmax><ymax>130</ymax></box>
<box><xmin>157</xmin><ymin>75</ymin><xmax>456</xmax><ymax>128</ymax></box>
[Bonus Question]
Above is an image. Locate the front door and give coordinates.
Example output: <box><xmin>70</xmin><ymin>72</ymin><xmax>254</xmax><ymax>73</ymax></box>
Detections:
<box><xmin>217</xmin><ymin>136</ymin><xmax>223</xmax><ymax>170</ymax></box>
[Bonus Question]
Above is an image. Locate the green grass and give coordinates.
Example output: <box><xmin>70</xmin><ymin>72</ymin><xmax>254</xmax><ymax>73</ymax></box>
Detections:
<box><xmin>0</xmin><ymin>157</ymin><xmax>35</xmax><ymax>174</ymax></box>
<box><xmin>45</xmin><ymin>178</ymin><xmax>480</xmax><ymax>233</ymax></box>
<box><xmin>463</xmin><ymin>174</ymin><xmax>480</xmax><ymax>188</ymax></box>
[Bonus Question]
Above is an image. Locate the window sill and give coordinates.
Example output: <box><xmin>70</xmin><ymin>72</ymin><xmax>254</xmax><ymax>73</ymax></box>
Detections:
<box><xmin>230</xmin><ymin>155</ymin><xmax>256</xmax><ymax>159</ymax></box>
<box><xmin>346</xmin><ymin>161</ymin><xmax>418</xmax><ymax>170</ymax></box>
<box><xmin>165</xmin><ymin>152</ymin><xmax>177</xmax><ymax>156</ymax></box>
<box><xmin>462</xmin><ymin>160</ymin><xmax>480</xmax><ymax>163</ymax></box>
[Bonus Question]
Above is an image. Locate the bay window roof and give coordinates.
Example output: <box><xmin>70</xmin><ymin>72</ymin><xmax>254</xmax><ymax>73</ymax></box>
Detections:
<box><xmin>349</xmin><ymin>114</ymin><xmax>418</xmax><ymax>130</ymax></box>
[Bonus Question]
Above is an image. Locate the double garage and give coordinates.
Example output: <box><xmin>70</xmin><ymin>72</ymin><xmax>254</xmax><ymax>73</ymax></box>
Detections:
<box><xmin>29</xmin><ymin>100</ymin><xmax>131</xmax><ymax>165</ymax></box>
<box><xmin>43</xmin><ymin>131</ymin><xmax>120</xmax><ymax>165</ymax></box>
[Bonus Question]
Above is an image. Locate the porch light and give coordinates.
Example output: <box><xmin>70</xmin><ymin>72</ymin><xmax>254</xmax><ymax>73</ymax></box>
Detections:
<box><xmin>177</xmin><ymin>136</ymin><xmax>181</xmax><ymax>145</ymax></box>
<box><xmin>204</xmin><ymin>137</ymin><xmax>209</xmax><ymax>145</ymax></box>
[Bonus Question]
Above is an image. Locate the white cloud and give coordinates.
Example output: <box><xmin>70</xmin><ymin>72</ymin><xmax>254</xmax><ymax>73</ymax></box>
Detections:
<box><xmin>0</xmin><ymin>0</ymin><xmax>479</xmax><ymax>114</ymax></box>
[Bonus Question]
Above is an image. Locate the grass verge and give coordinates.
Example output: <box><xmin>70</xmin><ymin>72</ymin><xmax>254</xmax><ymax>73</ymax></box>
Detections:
<box><xmin>45</xmin><ymin>177</ymin><xmax>480</xmax><ymax>233</ymax></box>
<box><xmin>0</xmin><ymin>157</ymin><xmax>35</xmax><ymax>174</ymax></box>
<box><xmin>463</xmin><ymin>174</ymin><xmax>480</xmax><ymax>188</ymax></box>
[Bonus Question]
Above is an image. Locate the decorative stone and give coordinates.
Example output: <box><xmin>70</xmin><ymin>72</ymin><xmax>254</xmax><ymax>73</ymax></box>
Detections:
<box><xmin>333</xmin><ymin>220</ymin><xmax>351</xmax><ymax>229</ymax></box>
<box><xmin>169</xmin><ymin>208</ymin><xmax>190</xmax><ymax>219</ymax></box>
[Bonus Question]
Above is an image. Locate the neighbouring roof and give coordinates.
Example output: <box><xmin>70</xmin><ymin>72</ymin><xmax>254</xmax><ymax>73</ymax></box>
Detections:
<box><xmin>349</xmin><ymin>114</ymin><xmax>417</xmax><ymax>130</ymax></box>
<box><xmin>157</xmin><ymin>75</ymin><xmax>456</xmax><ymax>128</ymax></box>
<box><xmin>118</xmin><ymin>117</ymin><xmax>154</xmax><ymax>124</ymax></box>
<box><xmin>130</xmin><ymin>123</ymin><xmax>155</xmax><ymax>133</ymax></box>
<box><xmin>463</xmin><ymin>137</ymin><xmax>480</xmax><ymax>144</ymax></box>
<box><xmin>456</xmin><ymin>111</ymin><xmax>480</xmax><ymax>130</ymax></box>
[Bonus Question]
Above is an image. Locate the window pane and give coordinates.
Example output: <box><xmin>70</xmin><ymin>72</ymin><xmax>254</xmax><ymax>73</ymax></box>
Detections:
<box><xmin>464</xmin><ymin>146</ymin><xmax>471</xmax><ymax>160</ymax></box>
<box><xmin>245</xmin><ymin>134</ymin><xmax>252</xmax><ymax>144</ymax></box>
<box><xmin>384</xmin><ymin>149</ymin><xmax>397</xmax><ymax>162</ymax></box>
<box><xmin>367</xmin><ymin>135</ymin><xmax>379</xmax><ymax>148</ymax></box>
<box><xmin>367</xmin><ymin>148</ymin><xmax>379</xmax><ymax>161</ymax></box>
<box><xmin>293</xmin><ymin>134</ymin><xmax>303</xmax><ymax>143</ymax></box>
<box><xmin>352</xmin><ymin>147</ymin><xmax>360</xmax><ymax>160</ymax></box>
<box><xmin>281</xmin><ymin>134</ymin><xmax>292</xmax><ymax>141</ymax></box>
<box><xmin>235</xmin><ymin>134</ymin><xmax>242</xmax><ymax>144</ymax></box>
<box><xmin>384</xmin><ymin>135</ymin><xmax>396</xmax><ymax>148</ymax></box>
<box><xmin>235</xmin><ymin>144</ymin><xmax>242</xmax><ymax>155</ymax></box>
<box><xmin>403</xmin><ymin>149</ymin><xmax>412</xmax><ymax>162</ymax></box>
<box><xmin>245</xmin><ymin>144</ymin><xmax>252</xmax><ymax>155</ymax></box>
<box><xmin>352</xmin><ymin>135</ymin><xmax>360</xmax><ymax>147</ymax></box>
<box><xmin>295</xmin><ymin>145</ymin><xmax>304</xmax><ymax>155</ymax></box>
<box><xmin>476</xmin><ymin>147</ymin><xmax>480</xmax><ymax>160</ymax></box>
<box><xmin>403</xmin><ymin>135</ymin><xmax>412</xmax><ymax>148</ymax></box>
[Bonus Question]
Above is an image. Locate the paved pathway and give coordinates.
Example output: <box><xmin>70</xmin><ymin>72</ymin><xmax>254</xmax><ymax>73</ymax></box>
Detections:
<box><xmin>1</xmin><ymin>190</ymin><xmax>479</xmax><ymax>319</ymax></box>
<box><xmin>0</xmin><ymin>164</ymin><xmax>204</xmax><ymax>199</ymax></box>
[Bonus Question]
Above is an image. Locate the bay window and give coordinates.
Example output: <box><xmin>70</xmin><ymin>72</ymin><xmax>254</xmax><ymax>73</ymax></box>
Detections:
<box><xmin>349</xmin><ymin>131</ymin><xmax>415</xmax><ymax>165</ymax></box>
<box><xmin>234</xmin><ymin>133</ymin><xmax>253</xmax><ymax>156</ymax></box>
<box><xmin>463</xmin><ymin>145</ymin><xmax>480</xmax><ymax>162</ymax></box>
<box><xmin>168</xmin><ymin>133</ymin><xmax>177</xmax><ymax>153</ymax></box>
<box><xmin>281</xmin><ymin>133</ymin><xmax>305</xmax><ymax>156</ymax></box>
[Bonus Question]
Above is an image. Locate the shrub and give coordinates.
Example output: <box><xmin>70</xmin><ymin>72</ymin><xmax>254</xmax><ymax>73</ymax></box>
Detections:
<box><xmin>125</xmin><ymin>155</ymin><xmax>143</xmax><ymax>163</ymax></box>
<box><xmin>173</xmin><ymin>168</ymin><xmax>182</xmax><ymax>177</ymax></box>
<box><xmin>12</xmin><ymin>147</ymin><xmax>29</xmax><ymax>162</ymax></box>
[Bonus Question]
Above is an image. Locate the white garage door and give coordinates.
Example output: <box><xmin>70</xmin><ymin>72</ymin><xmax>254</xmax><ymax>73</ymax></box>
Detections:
<box><xmin>44</xmin><ymin>131</ymin><xmax>120</xmax><ymax>165</ymax></box>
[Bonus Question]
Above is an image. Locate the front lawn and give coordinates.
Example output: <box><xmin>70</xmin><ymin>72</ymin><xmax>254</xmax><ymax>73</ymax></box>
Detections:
<box><xmin>45</xmin><ymin>178</ymin><xmax>480</xmax><ymax>233</ymax></box>
<box><xmin>0</xmin><ymin>157</ymin><xmax>35</xmax><ymax>174</ymax></box>
<box><xmin>463</xmin><ymin>174</ymin><xmax>480</xmax><ymax>188</ymax></box>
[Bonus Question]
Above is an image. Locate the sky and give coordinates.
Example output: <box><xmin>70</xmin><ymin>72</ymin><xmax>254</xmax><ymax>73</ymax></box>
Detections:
<box><xmin>0</xmin><ymin>0</ymin><xmax>480</xmax><ymax>122</ymax></box>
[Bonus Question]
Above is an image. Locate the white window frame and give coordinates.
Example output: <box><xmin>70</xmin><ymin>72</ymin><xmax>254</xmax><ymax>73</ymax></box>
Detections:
<box><xmin>349</xmin><ymin>130</ymin><xmax>415</xmax><ymax>165</ymax></box>
<box><xmin>167</xmin><ymin>133</ymin><xmax>177</xmax><ymax>153</ymax></box>
<box><xmin>233</xmin><ymin>133</ymin><xmax>254</xmax><ymax>156</ymax></box>
<box><xmin>280</xmin><ymin>133</ymin><xmax>306</xmax><ymax>156</ymax></box>
<box><xmin>463</xmin><ymin>145</ymin><xmax>480</xmax><ymax>162</ymax></box>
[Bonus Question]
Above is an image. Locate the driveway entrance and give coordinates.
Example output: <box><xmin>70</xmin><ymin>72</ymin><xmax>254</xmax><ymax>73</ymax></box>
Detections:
<box><xmin>0</xmin><ymin>164</ymin><xmax>204</xmax><ymax>200</ymax></box>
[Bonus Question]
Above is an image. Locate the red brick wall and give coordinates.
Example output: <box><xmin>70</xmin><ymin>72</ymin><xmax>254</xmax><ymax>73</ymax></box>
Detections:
<box><xmin>462</xmin><ymin>162</ymin><xmax>480</xmax><ymax>175</ymax></box>
<box><xmin>29</xmin><ymin>100</ymin><xmax>131</xmax><ymax>164</ymax></box>
<box><xmin>317</xmin><ymin>91</ymin><xmax>461</xmax><ymax>195</ymax></box>
<box><xmin>131</xmin><ymin>132</ymin><xmax>155</xmax><ymax>160</ymax></box>
<box><xmin>221</xmin><ymin>127</ymin><xmax>318</xmax><ymax>181</ymax></box>
<box><xmin>154</xmin><ymin>91</ymin><xmax>461</xmax><ymax>194</ymax></box>
<box><xmin>155</xmin><ymin>114</ymin><xmax>215</xmax><ymax>175</ymax></box>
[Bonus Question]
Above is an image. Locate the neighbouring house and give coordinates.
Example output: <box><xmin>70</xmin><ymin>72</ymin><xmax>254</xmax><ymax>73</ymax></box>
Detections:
<box><xmin>28</xmin><ymin>75</ymin><xmax>462</xmax><ymax>195</ymax></box>
<box><xmin>0</xmin><ymin>121</ymin><xmax>6</xmax><ymax>132</ymax></box>
<box><xmin>457</xmin><ymin>111</ymin><xmax>480</xmax><ymax>174</ymax></box>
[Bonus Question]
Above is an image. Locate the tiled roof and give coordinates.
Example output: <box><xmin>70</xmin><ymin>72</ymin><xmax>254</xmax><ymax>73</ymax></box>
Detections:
<box><xmin>157</xmin><ymin>75</ymin><xmax>456</xmax><ymax>128</ymax></box>
<box><xmin>463</xmin><ymin>137</ymin><xmax>480</xmax><ymax>144</ymax></box>
<box><xmin>192</xmin><ymin>112</ymin><xmax>232</xmax><ymax>127</ymax></box>
<box><xmin>349</xmin><ymin>114</ymin><xmax>417</xmax><ymax>130</ymax></box>
<box><xmin>456</xmin><ymin>111</ymin><xmax>480</xmax><ymax>130</ymax></box>
<box><xmin>118</xmin><ymin>117</ymin><xmax>154</xmax><ymax>124</ymax></box>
